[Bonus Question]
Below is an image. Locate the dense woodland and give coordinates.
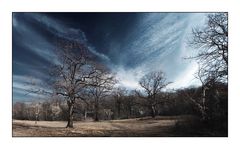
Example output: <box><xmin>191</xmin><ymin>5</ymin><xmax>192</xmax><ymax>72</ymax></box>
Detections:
<box><xmin>13</xmin><ymin>13</ymin><xmax>228</xmax><ymax>135</ymax></box>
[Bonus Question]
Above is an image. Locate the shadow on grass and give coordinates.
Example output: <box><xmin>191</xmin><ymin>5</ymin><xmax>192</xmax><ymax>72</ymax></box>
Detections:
<box><xmin>173</xmin><ymin>116</ymin><xmax>228</xmax><ymax>137</ymax></box>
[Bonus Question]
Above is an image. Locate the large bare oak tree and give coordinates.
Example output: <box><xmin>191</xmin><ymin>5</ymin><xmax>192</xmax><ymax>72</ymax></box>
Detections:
<box><xmin>52</xmin><ymin>39</ymin><xmax>95</xmax><ymax>128</ymax></box>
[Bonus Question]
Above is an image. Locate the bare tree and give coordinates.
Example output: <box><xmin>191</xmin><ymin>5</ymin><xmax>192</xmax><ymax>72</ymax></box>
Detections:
<box><xmin>21</xmin><ymin>39</ymin><xmax>115</xmax><ymax>126</ymax></box>
<box><xmin>189</xmin><ymin>13</ymin><xmax>228</xmax><ymax>82</ymax></box>
<box><xmin>136</xmin><ymin>71</ymin><xmax>170</xmax><ymax>118</ymax></box>
<box><xmin>187</xmin><ymin>13</ymin><xmax>228</xmax><ymax>120</ymax></box>
<box><xmin>85</xmin><ymin>64</ymin><xmax>116</xmax><ymax>121</ymax></box>
<box><xmin>182</xmin><ymin>62</ymin><xmax>226</xmax><ymax>121</ymax></box>
<box><xmin>52</xmin><ymin>39</ymin><xmax>95</xmax><ymax>128</ymax></box>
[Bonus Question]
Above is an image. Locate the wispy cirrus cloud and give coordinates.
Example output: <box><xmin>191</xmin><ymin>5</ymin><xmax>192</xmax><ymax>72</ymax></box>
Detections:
<box><xmin>110</xmin><ymin>13</ymin><xmax>207</xmax><ymax>89</ymax></box>
<box><xmin>13</xmin><ymin>13</ymin><xmax>208</xmax><ymax>102</ymax></box>
<box><xmin>13</xmin><ymin>75</ymin><xmax>49</xmax><ymax>102</ymax></box>
<box><xmin>13</xmin><ymin>13</ymin><xmax>111</xmax><ymax>101</ymax></box>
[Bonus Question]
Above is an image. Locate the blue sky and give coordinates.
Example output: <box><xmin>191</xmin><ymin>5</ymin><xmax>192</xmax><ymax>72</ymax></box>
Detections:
<box><xmin>13</xmin><ymin>12</ymin><xmax>208</xmax><ymax>102</ymax></box>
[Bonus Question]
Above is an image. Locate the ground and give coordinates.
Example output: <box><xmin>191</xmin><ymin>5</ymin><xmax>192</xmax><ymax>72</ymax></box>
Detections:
<box><xmin>12</xmin><ymin>115</ymin><xmax>222</xmax><ymax>137</ymax></box>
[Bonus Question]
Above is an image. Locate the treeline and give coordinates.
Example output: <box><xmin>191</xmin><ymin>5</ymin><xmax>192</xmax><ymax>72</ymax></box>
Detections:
<box><xmin>13</xmin><ymin>82</ymin><xmax>227</xmax><ymax>123</ymax></box>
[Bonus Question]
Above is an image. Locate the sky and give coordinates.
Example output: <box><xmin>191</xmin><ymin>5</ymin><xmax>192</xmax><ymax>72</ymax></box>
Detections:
<box><xmin>13</xmin><ymin>12</ymin><xmax>208</xmax><ymax>102</ymax></box>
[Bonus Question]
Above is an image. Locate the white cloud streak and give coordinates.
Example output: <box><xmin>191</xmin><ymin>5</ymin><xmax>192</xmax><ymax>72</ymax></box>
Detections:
<box><xmin>110</xmin><ymin>13</ymin><xmax>207</xmax><ymax>89</ymax></box>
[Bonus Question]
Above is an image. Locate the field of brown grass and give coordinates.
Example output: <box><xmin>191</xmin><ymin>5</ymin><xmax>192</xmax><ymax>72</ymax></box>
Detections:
<box><xmin>13</xmin><ymin>115</ymin><xmax>199</xmax><ymax>137</ymax></box>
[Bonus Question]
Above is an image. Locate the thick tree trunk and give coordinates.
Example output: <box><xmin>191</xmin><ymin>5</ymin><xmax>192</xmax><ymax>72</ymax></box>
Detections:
<box><xmin>151</xmin><ymin>105</ymin><xmax>156</xmax><ymax>118</ymax></box>
<box><xmin>66</xmin><ymin>101</ymin><xmax>74</xmax><ymax>128</ymax></box>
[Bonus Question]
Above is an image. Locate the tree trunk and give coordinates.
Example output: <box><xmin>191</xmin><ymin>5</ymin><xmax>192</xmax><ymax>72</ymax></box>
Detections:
<box><xmin>84</xmin><ymin>110</ymin><xmax>87</xmax><ymax>120</ymax></box>
<box><xmin>129</xmin><ymin>106</ymin><xmax>132</xmax><ymax>118</ymax></box>
<box><xmin>66</xmin><ymin>101</ymin><xmax>74</xmax><ymax>128</ymax></box>
<box><xmin>201</xmin><ymin>86</ymin><xmax>208</xmax><ymax>121</ymax></box>
<box><xmin>151</xmin><ymin>105</ymin><xmax>156</xmax><ymax>118</ymax></box>
<box><xmin>117</xmin><ymin>103</ymin><xmax>121</xmax><ymax>119</ymax></box>
<box><xmin>116</xmin><ymin>100</ymin><xmax>121</xmax><ymax>119</ymax></box>
<box><xmin>94</xmin><ymin>100</ymin><xmax>99</xmax><ymax>121</ymax></box>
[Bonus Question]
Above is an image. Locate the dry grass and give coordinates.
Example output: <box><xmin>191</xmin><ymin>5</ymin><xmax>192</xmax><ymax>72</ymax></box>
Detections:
<box><xmin>13</xmin><ymin>115</ymin><xmax>193</xmax><ymax>137</ymax></box>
